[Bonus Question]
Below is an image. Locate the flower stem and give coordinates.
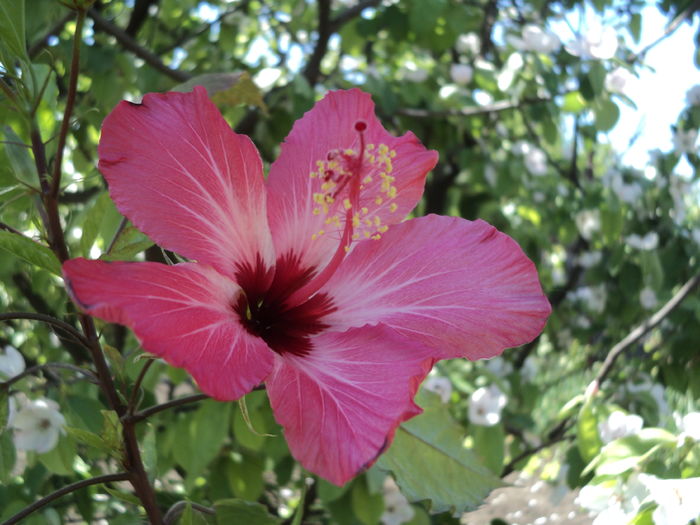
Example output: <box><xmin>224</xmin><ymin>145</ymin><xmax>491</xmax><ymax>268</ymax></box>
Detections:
<box><xmin>2</xmin><ymin>472</ymin><xmax>130</xmax><ymax>525</ymax></box>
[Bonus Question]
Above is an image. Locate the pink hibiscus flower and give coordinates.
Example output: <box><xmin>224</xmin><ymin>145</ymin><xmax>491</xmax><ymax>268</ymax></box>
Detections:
<box><xmin>63</xmin><ymin>87</ymin><xmax>550</xmax><ymax>485</ymax></box>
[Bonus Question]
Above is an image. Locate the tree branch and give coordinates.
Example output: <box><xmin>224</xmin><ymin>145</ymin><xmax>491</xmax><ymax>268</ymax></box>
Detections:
<box><xmin>1</xmin><ymin>362</ymin><xmax>98</xmax><ymax>389</ymax></box>
<box><xmin>2</xmin><ymin>472</ymin><xmax>130</xmax><ymax>525</ymax></box>
<box><xmin>397</xmin><ymin>98</ymin><xmax>549</xmax><ymax>119</ymax></box>
<box><xmin>329</xmin><ymin>0</ymin><xmax>381</xmax><ymax>31</ymax></box>
<box><xmin>0</xmin><ymin>311</ymin><xmax>90</xmax><ymax>349</ymax></box>
<box><xmin>303</xmin><ymin>0</ymin><xmax>332</xmax><ymax>85</ymax></box>
<box><xmin>592</xmin><ymin>272</ymin><xmax>700</xmax><ymax>388</ymax></box>
<box><xmin>130</xmin><ymin>393</ymin><xmax>210</xmax><ymax>423</ymax></box>
<box><xmin>88</xmin><ymin>9</ymin><xmax>190</xmax><ymax>82</ymax></box>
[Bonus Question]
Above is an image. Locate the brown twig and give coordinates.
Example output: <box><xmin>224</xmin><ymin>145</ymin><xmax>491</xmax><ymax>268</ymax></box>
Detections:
<box><xmin>0</xmin><ymin>311</ymin><xmax>90</xmax><ymax>348</ymax></box>
<box><xmin>303</xmin><ymin>0</ymin><xmax>332</xmax><ymax>85</ymax></box>
<box><xmin>88</xmin><ymin>9</ymin><xmax>190</xmax><ymax>82</ymax></box>
<box><xmin>592</xmin><ymin>273</ymin><xmax>700</xmax><ymax>388</ymax></box>
<box><xmin>1</xmin><ymin>362</ymin><xmax>98</xmax><ymax>389</ymax></box>
<box><xmin>130</xmin><ymin>393</ymin><xmax>210</xmax><ymax>423</ymax></box>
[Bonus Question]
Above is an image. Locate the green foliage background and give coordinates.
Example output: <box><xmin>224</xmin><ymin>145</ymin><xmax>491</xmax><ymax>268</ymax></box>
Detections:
<box><xmin>0</xmin><ymin>0</ymin><xmax>699</xmax><ymax>523</ymax></box>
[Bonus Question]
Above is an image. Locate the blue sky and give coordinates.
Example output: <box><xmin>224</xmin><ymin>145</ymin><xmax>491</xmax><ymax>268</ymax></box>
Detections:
<box><xmin>607</xmin><ymin>5</ymin><xmax>700</xmax><ymax>172</ymax></box>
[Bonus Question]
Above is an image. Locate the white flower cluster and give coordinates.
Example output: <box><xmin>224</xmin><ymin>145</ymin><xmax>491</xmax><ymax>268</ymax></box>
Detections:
<box><xmin>422</xmin><ymin>374</ymin><xmax>452</xmax><ymax>403</ymax></box>
<box><xmin>567</xmin><ymin>285</ymin><xmax>607</xmax><ymax>313</ymax></box>
<box><xmin>509</xmin><ymin>25</ymin><xmax>560</xmax><ymax>54</ymax></box>
<box><xmin>686</xmin><ymin>84</ymin><xmax>700</xmax><ymax>106</ymax></box>
<box><xmin>574</xmin><ymin>209</ymin><xmax>601</xmax><ymax>240</ymax></box>
<box><xmin>605</xmin><ymin>67</ymin><xmax>635</xmax><ymax>95</ymax></box>
<box><xmin>625</xmin><ymin>231</ymin><xmax>659</xmax><ymax>251</ymax></box>
<box><xmin>607</xmin><ymin>172</ymin><xmax>643</xmax><ymax>204</ymax></box>
<box><xmin>1</xmin><ymin>346</ymin><xmax>66</xmax><ymax>454</ymax></box>
<box><xmin>578</xmin><ymin>474</ymin><xmax>700</xmax><ymax>525</ymax></box>
<box><xmin>673</xmin><ymin>129</ymin><xmax>698</xmax><ymax>155</ymax></box>
<box><xmin>512</xmin><ymin>141</ymin><xmax>548</xmax><ymax>176</ymax></box>
<box><xmin>449</xmin><ymin>63</ymin><xmax>473</xmax><ymax>85</ymax></box>
<box><xmin>469</xmin><ymin>385</ymin><xmax>507</xmax><ymax>426</ymax></box>
<box><xmin>598</xmin><ymin>410</ymin><xmax>643</xmax><ymax>444</ymax></box>
<box><xmin>566</xmin><ymin>23</ymin><xmax>618</xmax><ymax>60</ymax></box>
<box><xmin>380</xmin><ymin>477</ymin><xmax>414</xmax><ymax>525</ymax></box>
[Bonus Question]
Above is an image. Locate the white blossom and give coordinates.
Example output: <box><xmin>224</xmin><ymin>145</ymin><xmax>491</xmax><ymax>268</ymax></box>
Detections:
<box><xmin>639</xmin><ymin>287</ymin><xmax>658</xmax><ymax>310</ymax></box>
<box><xmin>598</xmin><ymin>410</ymin><xmax>643</xmax><ymax>444</ymax></box>
<box><xmin>423</xmin><ymin>375</ymin><xmax>452</xmax><ymax>403</ymax></box>
<box><xmin>686</xmin><ymin>84</ymin><xmax>700</xmax><ymax>106</ymax></box>
<box><xmin>575</xmin><ymin>210</ymin><xmax>601</xmax><ymax>240</ymax></box>
<box><xmin>578</xmin><ymin>251</ymin><xmax>602</xmax><ymax>268</ymax></box>
<box><xmin>626</xmin><ymin>232</ymin><xmax>659</xmax><ymax>251</ymax></box>
<box><xmin>627</xmin><ymin>379</ymin><xmax>667</xmax><ymax>415</ymax></box>
<box><xmin>605</xmin><ymin>67</ymin><xmax>635</xmax><ymax>95</ymax></box>
<box><xmin>679</xmin><ymin>412</ymin><xmax>700</xmax><ymax>441</ymax></box>
<box><xmin>485</xmin><ymin>356</ymin><xmax>513</xmax><ymax>378</ymax></box>
<box><xmin>469</xmin><ymin>385</ymin><xmax>507</xmax><ymax>426</ymax></box>
<box><xmin>673</xmin><ymin>129</ymin><xmax>698</xmax><ymax>155</ymax></box>
<box><xmin>576</xmin><ymin>476</ymin><xmax>646</xmax><ymax>525</ymax></box>
<box><xmin>638</xmin><ymin>475</ymin><xmax>700</xmax><ymax>525</ymax></box>
<box><xmin>402</xmin><ymin>63</ymin><xmax>428</xmax><ymax>83</ymax></box>
<box><xmin>568</xmin><ymin>285</ymin><xmax>607</xmax><ymax>313</ymax></box>
<box><xmin>510</xmin><ymin>25</ymin><xmax>560</xmax><ymax>54</ymax></box>
<box><xmin>381</xmin><ymin>477</ymin><xmax>414</xmax><ymax>525</ymax></box>
<box><xmin>610</xmin><ymin>173</ymin><xmax>643</xmax><ymax>204</ymax></box>
<box><xmin>450</xmin><ymin>63</ymin><xmax>473</xmax><ymax>85</ymax></box>
<box><xmin>0</xmin><ymin>345</ymin><xmax>25</xmax><ymax>380</ymax></box>
<box><xmin>497</xmin><ymin>52</ymin><xmax>524</xmax><ymax>91</ymax></box>
<box><xmin>12</xmin><ymin>398</ymin><xmax>66</xmax><ymax>454</ymax></box>
<box><xmin>567</xmin><ymin>24</ymin><xmax>618</xmax><ymax>60</ymax></box>
<box><xmin>524</xmin><ymin>147</ymin><xmax>548</xmax><ymax>176</ymax></box>
<box><xmin>5</xmin><ymin>396</ymin><xmax>17</xmax><ymax>427</ymax></box>
<box><xmin>456</xmin><ymin>33</ymin><xmax>480</xmax><ymax>55</ymax></box>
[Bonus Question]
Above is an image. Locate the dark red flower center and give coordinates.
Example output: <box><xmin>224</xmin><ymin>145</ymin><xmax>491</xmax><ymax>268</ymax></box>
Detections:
<box><xmin>233</xmin><ymin>253</ymin><xmax>336</xmax><ymax>357</ymax></box>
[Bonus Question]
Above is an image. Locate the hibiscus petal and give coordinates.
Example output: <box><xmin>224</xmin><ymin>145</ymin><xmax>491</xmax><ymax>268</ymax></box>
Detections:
<box><xmin>321</xmin><ymin>215</ymin><xmax>551</xmax><ymax>360</ymax></box>
<box><xmin>266</xmin><ymin>89</ymin><xmax>438</xmax><ymax>269</ymax></box>
<box><xmin>63</xmin><ymin>258</ymin><xmax>273</xmax><ymax>400</ymax></box>
<box><xmin>98</xmin><ymin>87</ymin><xmax>274</xmax><ymax>279</ymax></box>
<box><xmin>266</xmin><ymin>324</ymin><xmax>434</xmax><ymax>486</ymax></box>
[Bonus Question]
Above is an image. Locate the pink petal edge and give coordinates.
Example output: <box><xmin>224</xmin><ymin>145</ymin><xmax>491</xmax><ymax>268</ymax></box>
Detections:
<box><xmin>266</xmin><ymin>324</ymin><xmax>434</xmax><ymax>486</ymax></box>
<box><xmin>321</xmin><ymin>214</ymin><xmax>552</xmax><ymax>361</ymax></box>
<box><xmin>63</xmin><ymin>258</ymin><xmax>273</xmax><ymax>400</ymax></box>
<box><xmin>98</xmin><ymin>87</ymin><xmax>275</xmax><ymax>280</ymax></box>
<box><xmin>266</xmin><ymin>89</ymin><xmax>438</xmax><ymax>271</ymax></box>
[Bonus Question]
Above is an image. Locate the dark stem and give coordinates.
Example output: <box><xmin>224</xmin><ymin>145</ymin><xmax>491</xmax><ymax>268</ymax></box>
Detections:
<box><xmin>303</xmin><ymin>0</ymin><xmax>332</xmax><ymax>85</ymax></box>
<box><xmin>0</xmin><ymin>312</ymin><xmax>90</xmax><ymax>348</ymax></box>
<box><xmin>163</xmin><ymin>501</ymin><xmax>215</xmax><ymax>525</ymax></box>
<box><xmin>1</xmin><ymin>472</ymin><xmax>130</xmax><ymax>525</ymax></box>
<box><xmin>50</xmin><ymin>9</ymin><xmax>85</xmax><ymax>201</ymax></box>
<box><xmin>131</xmin><ymin>393</ymin><xmax>210</xmax><ymax>423</ymax></box>
<box><xmin>1</xmin><ymin>362</ymin><xmax>98</xmax><ymax>389</ymax></box>
<box><xmin>127</xmin><ymin>358</ymin><xmax>156</xmax><ymax>414</ymax></box>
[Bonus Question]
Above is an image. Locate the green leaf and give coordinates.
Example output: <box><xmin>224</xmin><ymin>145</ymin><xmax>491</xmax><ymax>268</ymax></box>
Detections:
<box><xmin>65</xmin><ymin>426</ymin><xmax>118</xmax><ymax>457</ymax></box>
<box><xmin>0</xmin><ymin>430</ymin><xmax>16</xmax><ymax>483</ymax></box>
<box><xmin>562</xmin><ymin>92</ymin><xmax>586</xmax><ymax>114</ymax></box>
<box><xmin>39</xmin><ymin>435</ymin><xmax>76</xmax><ymax>476</ymax></box>
<box><xmin>593</xmin><ymin>99</ymin><xmax>620</xmax><ymax>132</ymax></box>
<box><xmin>471</xmin><ymin>424</ymin><xmax>505</xmax><ymax>474</ymax></box>
<box><xmin>80</xmin><ymin>192</ymin><xmax>110</xmax><ymax>256</ymax></box>
<box><xmin>351</xmin><ymin>477</ymin><xmax>384</xmax><ymax>525</ymax></box>
<box><xmin>101</xmin><ymin>224</ymin><xmax>153</xmax><ymax>261</ymax></box>
<box><xmin>103</xmin><ymin>486</ymin><xmax>141</xmax><ymax>507</ymax></box>
<box><xmin>2</xmin><ymin>126</ymin><xmax>36</xmax><ymax>187</ymax></box>
<box><xmin>214</xmin><ymin>499</ymin><xmax>281</xmax><ymax>525</ymax></box>
<box><xmin>0</xmin><ymin>0</ymin><xmax>28</xmax><ymax>63</ymax></box>
<box><xmin>583</xmin><ymin>428</ymin><xmax>676</xmax><ymax>476</ymax></box>
<box><xmin>576</xmin><ymin>399</ymin><xmax>602</xmax><ymax>463</ymax></box>
<box><xmin>377</xmin><ymin>391</ymin><xmax>504</xmax><ymax>515</ymax></box>
<box><xmin>100</xmin><ymin>410</ymin><xmax>124</xmax><ymax>459</ymax></box>
<box><xmin>173</xmin><ymin>72</ymin><xmax>267</xmax><ymax>112</ymax></box>
<box><xmin>0</xmin><ymin>230</ymin><xmax>62</xmax><ymax>275</ymax></box>
<box><xmin>629</xmin><ymin>13</ymin><xmax>642</xmax><ymax>44</ymax></box>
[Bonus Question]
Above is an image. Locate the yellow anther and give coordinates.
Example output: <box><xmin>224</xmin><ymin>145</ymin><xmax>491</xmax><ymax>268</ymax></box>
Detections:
<box><xmin>351</xmin><ymin>233</ymin><xmax>360</xmax><ymax>240</ymax></box>
<box><xmin>372</xmin><ymin>234</ymin><xmax>381</xmax><ymax>240</ymax></box>
<box><xmin>378</xmin><ymin>225</ymin><xmax>389</xmax><ymax>233</ymax></box>
<box><xmin>362</xmin><ymin>175</ymin><xmax>373</xmax><ymax>184</ymax></box>
<box><xmin>344</xmin><ymin>246</ymin><xmax>350</xmax><ymax>253</ymax></box>
<box><xmin>390</xmin><ymin>150</ymin><xmax>397</xmax><ymax>158</ymax></box>
<box><xmin>310</xmin><ymin>171</ymin><xmax>318</xmax><ymax>178</ymax></box>
<box><xmin>325</xmin><ymin>195</ymin><xmax>335</xmax><ymax>203</ymax></box>
<box><xmin>375</xmin><ymin>196</ymin><xmax>383</xmax><ymax>205</ymax></box>
<box><xmin>361</xmin><ymin>207</ymin><xmax>369</xmax><ymax>215</ymax></box>
<box><xmin>352</xmin><ymin>214</ymin><xmax>360</xmax><ymax>227</ymax></box>
<box><xmin>388</xmin><ymin>187</ymin><xmax>397</xmax><ymax>198</ymax></box>
<box><xmin>313</xmin><ymin>208</ymin><xmax>321</xmax><ymax>215</ymax></box>
<box><xmin>378</xmin><ymin>144</ymin><xmax>389</xmax><ymax>155</ymax></box>
<box><xmin>373</xmin><ymin>216</ymin><xmax>382</xmax><ymax>227</ymax></box>
<box><xmin>364</xmin><ymin>218</ymin><xmax>372</xmax><ymax>226</ymax></box>
<box><xmin>316</xmin><ymin>160</ymin><xmax>325</xmax><ymax>168</ymax></box>
<box><xmin>389</xmin><ymin>203</ymin><xmax>398</xmax><ymax>213</ymax></box>
<box><xmin>344</xmin><ymin>149</ymin><xmax>354</xmax><ymax>155</ymax></box>
<box><xmin>366</xmin><ymin>144</ymin><xmax>375</xmax><ymax>150</ymax></box>
<box><xmin>343</xmin><ymin>198</ymin><xmax>352</xmax><ymax>210</ymax></box>
<box><xmin>364</xmin><ymin>231</ymin><xmax>371</xmax><ymax>238</ymax></box>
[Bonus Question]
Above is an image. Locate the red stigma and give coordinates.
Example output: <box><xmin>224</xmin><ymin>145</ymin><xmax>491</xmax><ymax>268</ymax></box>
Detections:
<box><xmin>354</xmin><ymin>120</ymin><xmax>367</xmax><ymax>132</ymax></box>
